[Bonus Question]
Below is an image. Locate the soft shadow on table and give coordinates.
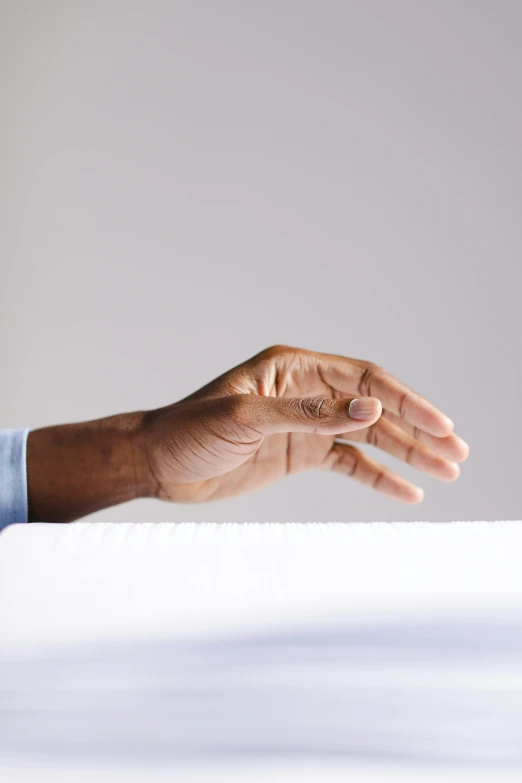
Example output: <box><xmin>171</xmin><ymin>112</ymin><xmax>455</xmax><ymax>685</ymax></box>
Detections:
<box><xmin>1</xmin><ymin>614</ymin><xmax>522</xmax><ymax>768</ymax></box>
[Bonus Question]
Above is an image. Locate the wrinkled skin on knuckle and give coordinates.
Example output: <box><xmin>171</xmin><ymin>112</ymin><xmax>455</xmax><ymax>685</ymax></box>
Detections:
<box><xmin>239</xmin><ymin>345</ymin><xmax>328</xmax><ymax>400</ymax></box>
<box><xmin>299</xmin><ymin>397</ymin><xmax>334</xmax><ymax>421</ymax></box>
<box><xmin>358</xmin><ymin>362</ymin><xmax>381</xmax><ymax>397</ymax></box>
<box><xmin>238</xmin><ymin>345</ymin><xmax>298</xmax><ymax>397</ymax></box>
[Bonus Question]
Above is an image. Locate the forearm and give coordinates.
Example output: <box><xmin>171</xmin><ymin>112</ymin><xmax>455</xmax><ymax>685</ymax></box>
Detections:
<box><xmin>27</xmin><ymin>412</ymin><xmax>151</xmax><ymax>522</ymax></box>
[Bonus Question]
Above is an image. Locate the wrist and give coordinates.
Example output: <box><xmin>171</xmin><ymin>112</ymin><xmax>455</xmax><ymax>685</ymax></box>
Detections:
<box><xmin>126</xmin><ymin>410</ymin><xmax>160</xmax><ymax>500</ymax></box>
<box><xmin>27</xmin><ymin>411</ymin><xmax>156</xmax><ymax>522</ymax></box>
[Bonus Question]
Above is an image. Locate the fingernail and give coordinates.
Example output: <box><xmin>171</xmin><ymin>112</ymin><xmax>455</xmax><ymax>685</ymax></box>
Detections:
<box><xmin>348</xmin><ymin>398</ymin><xmax>380</xmax><ymax>421</ymax></box>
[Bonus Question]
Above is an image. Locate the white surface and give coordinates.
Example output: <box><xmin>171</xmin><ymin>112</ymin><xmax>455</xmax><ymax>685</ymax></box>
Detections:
<box><xmin>1</xmin><ymin>521</ymin><xmax>522</xmax><ymax>781</ymax></box>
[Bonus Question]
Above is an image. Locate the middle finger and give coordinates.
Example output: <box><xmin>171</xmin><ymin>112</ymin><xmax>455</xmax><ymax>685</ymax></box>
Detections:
<box><xmin>338</xmin><ymin>417</ymin><xmax>461</xmax><ymax>482</ymax></box>
<box><xmin>381</xmin><ymin>410</ymin><xmax>470</xmax><ymax>462</ymax></box>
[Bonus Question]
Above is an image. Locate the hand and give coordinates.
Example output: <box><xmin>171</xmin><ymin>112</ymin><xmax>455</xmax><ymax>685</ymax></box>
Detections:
<box><xmin>136</xmin><ymin>345</ymin><xmax>469</xmax><ymax>505</ymax></box>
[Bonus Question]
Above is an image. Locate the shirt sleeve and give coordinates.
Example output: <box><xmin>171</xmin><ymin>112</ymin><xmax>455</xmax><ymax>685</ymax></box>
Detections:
<box><xmin>0</xmin><ymin>429</ymin><xmax>30</xmax><ymax>531</ymax></box>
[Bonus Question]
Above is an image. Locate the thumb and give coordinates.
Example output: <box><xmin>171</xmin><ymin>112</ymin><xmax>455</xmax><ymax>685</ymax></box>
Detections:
<box><xmin>237</xmin><ymin>395</ymin><xmax>382</xmax><ymax>436</ymax></box>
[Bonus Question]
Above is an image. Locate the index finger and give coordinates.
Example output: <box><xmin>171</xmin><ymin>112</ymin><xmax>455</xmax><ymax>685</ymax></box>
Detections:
<box><xmin>317</xmin><ymin>355</ymin><xmax>454</xmax><ymax>438</ymax></box>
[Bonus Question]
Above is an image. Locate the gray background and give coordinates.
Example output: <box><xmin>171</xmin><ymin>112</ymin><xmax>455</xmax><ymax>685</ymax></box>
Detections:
<box><xmin>1</xmin><ymin>0</ymin><xmax>520</xmax><ymax>522</ymax></box>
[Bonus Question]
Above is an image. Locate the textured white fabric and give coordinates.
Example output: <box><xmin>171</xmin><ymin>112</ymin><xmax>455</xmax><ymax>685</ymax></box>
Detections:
<box><xmin>0</xmin><ymin>428</ymin><xmax>29</xmax><ymax>530</ymax></box>
<box><xmin>1</xmin><ymin>521</ymin><xmax>521</xmax><ymax>782</ymax></box>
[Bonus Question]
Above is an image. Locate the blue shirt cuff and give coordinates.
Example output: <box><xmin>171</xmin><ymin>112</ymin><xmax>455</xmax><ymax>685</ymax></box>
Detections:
<box><xmin>0</xmin><ymin>429</ymin><xmax>30</xmax><ymax>531</ymax></box>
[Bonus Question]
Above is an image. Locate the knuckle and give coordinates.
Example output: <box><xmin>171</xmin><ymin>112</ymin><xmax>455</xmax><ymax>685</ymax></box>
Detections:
<box><xmin>372</xmin><ymin>469</ymin><xmax>386</xmax><ymax>490</ymax></box>
<box><xmin>299</xmin><ymin>397</ymin><xmax>333</xmax><ymax>420</ymax></box>
<box><xmin>398</xmin><ymin>390</ymin><xmax>410</xmax><ymax>418</ymax></box>
<box><xmin>261</xmin><ymin>344</ymin><xmax>295</xmax><ymax>359</ymax></box>
<box><xmin>340</xmin><ymin>445</ymin><xmax>359</xmax><ymax>476</ymax></box>
<box><xmin>366</xmin><ymin>426</ymin><xmax>379</xmax><ymax>447</ymax></box>
<box><xmin>358</xmin><ymin>363</ymin><xmax>381</xmax><ymax>397</ymax></box>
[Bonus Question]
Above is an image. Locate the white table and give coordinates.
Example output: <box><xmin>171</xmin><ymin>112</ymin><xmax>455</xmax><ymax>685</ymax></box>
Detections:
<box><xmin>1</xmin><ymin>521</ymin><xmax>521</xmax><ymax>782</ymax></box>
